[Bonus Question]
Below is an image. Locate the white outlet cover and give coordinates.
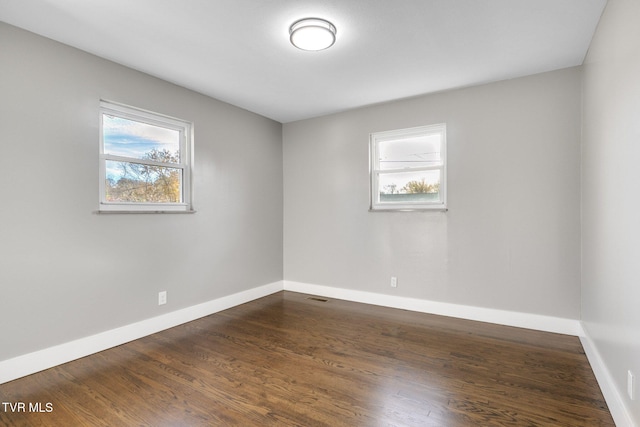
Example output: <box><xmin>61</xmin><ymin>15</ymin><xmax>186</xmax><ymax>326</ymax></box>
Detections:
<box><xmin>628</xmin><ymin>370</ymin><xmax>635</xmax><ymax>400</ymax></box>
<box><xmin>158</xmin><ymin>291</ymin><xmax>167</xmax><ymax>305</ymax></box>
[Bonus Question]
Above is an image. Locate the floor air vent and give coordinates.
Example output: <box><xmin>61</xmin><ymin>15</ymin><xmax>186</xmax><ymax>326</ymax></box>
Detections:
<box><xmin>307</xmin><ymin>297</ymin><xmax>329</xmax><ymax>302</ymax></box>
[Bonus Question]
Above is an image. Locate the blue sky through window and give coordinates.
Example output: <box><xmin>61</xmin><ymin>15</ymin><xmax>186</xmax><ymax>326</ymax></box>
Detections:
<box><xmin>103</xmin><ymin>114</ymin><xmax>180</xmax><ymax>180</ymax></box>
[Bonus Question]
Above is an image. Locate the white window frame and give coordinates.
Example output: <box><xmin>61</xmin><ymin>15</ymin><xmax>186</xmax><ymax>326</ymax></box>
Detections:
<box><xmin>370</xmin><ymin>123</ymin><xmax>447</xmax><ymax>211</ymax></box>
<box><xmin>98</xmin><ymin>100</ymin><xmax>194</xmax><ymax>213</ymax></box>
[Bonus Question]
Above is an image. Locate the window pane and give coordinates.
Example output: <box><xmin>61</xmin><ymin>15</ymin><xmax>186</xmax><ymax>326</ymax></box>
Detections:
<box><xmin>378</xmin><ymin>170</ymin><xmax>441</xmax><ymax>203</ymax></box>
<box><xmin>378</xmin><ymin>133</ymin><xmax>441</xmax><ymax>170</ymax></box>
<box><xmin>105</xmin><ymin>160</ymin><xmax>182</xmax><ymax>203</ymax></box>
<box><xmin>103</xmin><ymin>114</ymin><xmax>180</xmax><ymax>163</ymax></box>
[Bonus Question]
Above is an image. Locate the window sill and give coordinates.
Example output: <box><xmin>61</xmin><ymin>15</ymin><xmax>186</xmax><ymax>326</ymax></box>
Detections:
<box><xmin>369</xmin><ymin>206</ymin><xmax>448</xmax><ymax>212</ymax></box>
<box><xmin>95</xmin><ymin>209</ymin><xmax>197</xmax><ymax>214</ymax></box>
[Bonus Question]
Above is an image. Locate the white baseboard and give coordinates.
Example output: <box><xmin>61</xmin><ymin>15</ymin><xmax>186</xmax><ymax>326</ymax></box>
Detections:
<box><xmin>283</xmin><ymin>280</ymin><xmax>584</xmax><ymax>336</ymax></box>
<box><xmin>580</xmin><ymin>330</ymin><xmax>637</xmax><ymax>427</ymax></box>
<box><xmin>0</xmin><ymin>279</ymin><xmax>586</xmax><ymax>386</ymax></box>
<box><xmin>4</xmin><ymin>279</ymin><xmax>630</xmax><ymax>425</ymax></box>
<box><xmin>0</xmin><ymin>281</ymin><xmax>283</xmax><ymax>385</ymax></box>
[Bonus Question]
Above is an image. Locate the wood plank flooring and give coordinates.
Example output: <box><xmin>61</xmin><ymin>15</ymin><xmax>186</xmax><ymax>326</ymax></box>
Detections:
<box><xmin>0</xmin><ymin>291</ymin><xmax>614</xmax><ymax>426</ymax></box>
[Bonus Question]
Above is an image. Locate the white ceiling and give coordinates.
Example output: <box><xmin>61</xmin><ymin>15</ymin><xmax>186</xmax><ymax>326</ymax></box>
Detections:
<box><xmin>0</xmin><ymin>0</ymin><xmax>606</xmax><ymax>123</ymax></box>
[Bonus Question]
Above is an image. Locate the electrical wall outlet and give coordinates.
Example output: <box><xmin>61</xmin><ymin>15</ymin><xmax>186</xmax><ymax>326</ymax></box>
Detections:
<box><xmin>158</xmin><ymin>291</ymin><xmax>167</xmax><ymax>306</ymax></box>
<box><xmin>628</xmin><ymin>370</ymin><xmax>635</xmax><ymax>400</ymax></box>
<box><xmin>390</xmin><ymin>276</ymin><xmax>397</xmax><ymax>288</ymax></box>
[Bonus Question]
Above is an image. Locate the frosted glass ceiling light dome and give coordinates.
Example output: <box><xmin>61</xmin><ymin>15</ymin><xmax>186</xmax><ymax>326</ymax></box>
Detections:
<box><xmin>290</xmin><ymin>18</ymin><xmax>336</xmax><ymax>51</ymax></box>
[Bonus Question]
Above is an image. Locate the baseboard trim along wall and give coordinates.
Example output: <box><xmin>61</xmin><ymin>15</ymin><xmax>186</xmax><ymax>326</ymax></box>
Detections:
<box><xmin>284</xmin><ymin>281</ymin><xmax>584</xmax><ymax>337</ymax></box>
<box><xmin>580</xmin><ymin>331</ymin><xmax>637</xmax><ymax>427</ymax></box>
<box><xmin>0</xmin><ymin>279</ymin><xmax>585</xmax><ymax>385</ymax></box>
<box><xmin>3</xmin><ymin>279</ymin><xmax>630</xmax><ymax>424</ymax></box>
<box><xmin>0</xmin><ymin>281</ymin><xmax>283</xmax><ymax>385</ymax></box>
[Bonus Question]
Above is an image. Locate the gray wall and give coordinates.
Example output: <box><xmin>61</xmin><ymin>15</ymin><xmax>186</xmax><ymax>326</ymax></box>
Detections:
<box><xmin>0</xmin><ymin>23</ymin><xmax>283</xmax><ymax>361</ymax></box>
<box><xmin>582</xmin><ymin>0</ymin><xmax>640</xmax><ymax>423</ymax></box>
<box><xmin>284</xmin><ymin>67</ymin><xmax>582</xmax><ymax>319</ymax></box>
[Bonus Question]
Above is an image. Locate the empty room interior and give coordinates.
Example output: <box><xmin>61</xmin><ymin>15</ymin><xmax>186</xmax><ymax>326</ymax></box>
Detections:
<box><xmin>0</xmin><ymin>0</ymin><xmax>639</xmax><ymax>426</ymax></box>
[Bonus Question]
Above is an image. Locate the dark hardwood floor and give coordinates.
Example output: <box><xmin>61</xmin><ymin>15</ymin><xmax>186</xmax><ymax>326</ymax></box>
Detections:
<box><xmin>0</xmin><ymin>291</ymin><xmax>614</xmax><ymax>426</ymax></box>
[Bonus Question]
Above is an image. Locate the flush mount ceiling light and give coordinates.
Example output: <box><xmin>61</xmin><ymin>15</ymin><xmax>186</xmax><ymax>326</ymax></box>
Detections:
<box><xmin>289</xmin><ymin>18</ymin><xmax>336</xmax><ymax>51</ymax></box>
